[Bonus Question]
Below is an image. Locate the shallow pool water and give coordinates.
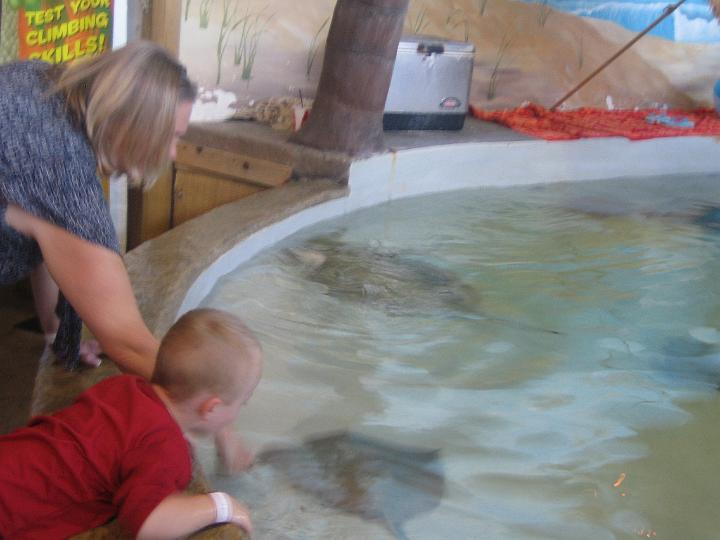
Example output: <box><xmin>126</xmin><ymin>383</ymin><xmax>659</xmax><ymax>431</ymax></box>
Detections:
<box><xmin>200</xmin><ymin>174</ymin><xmax>720</xmax><ymax>539</ymax></box>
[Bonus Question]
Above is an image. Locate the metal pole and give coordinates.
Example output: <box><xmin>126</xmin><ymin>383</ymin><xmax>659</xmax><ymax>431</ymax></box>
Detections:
<box><xmin>550</xmin><ymin>0</ymin><xmax>687</xmax><ymax>111</ymax></box>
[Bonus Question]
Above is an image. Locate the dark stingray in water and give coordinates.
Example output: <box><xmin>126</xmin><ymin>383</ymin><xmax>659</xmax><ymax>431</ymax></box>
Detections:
<box><xmin>692</xmin><ymin>205</ymin><xmax>720</xmax><ymax>231</ymax></box>
<box><xmin>287</xmin><ymin>238</ymin><xmax>479</xmax><ymax>316</ymax></box>
<box><xmin>660</xmin><ymin>335</ymin><xmax>720</xmax><ymax>388</ymax></box>
<box><xmin>286</xmin><ymin>236</ymin><xmax>561</xmax><ymax>335</ymax></box>
<box><xmin>255</xmin><ymin>431</ymin><xmax>445</xmax><ymax>539</ymax></box>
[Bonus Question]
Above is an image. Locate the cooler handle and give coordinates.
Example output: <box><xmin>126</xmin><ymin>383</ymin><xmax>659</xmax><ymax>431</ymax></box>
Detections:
<box><xmin>417</xmin><ymin>42</ymin><xmax>445</xmax><ymax>55</ymax></box>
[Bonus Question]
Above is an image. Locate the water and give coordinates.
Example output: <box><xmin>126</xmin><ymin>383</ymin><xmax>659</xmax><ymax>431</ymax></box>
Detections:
<box><xmin>200</xmin><ymin>173</ymin><xmax>720</xmax><ymax>539</ymax></box>
<box><xmin>537</xmin><ymin>0</ymin><xmax>720</xmax><ymax>43</ymax></box>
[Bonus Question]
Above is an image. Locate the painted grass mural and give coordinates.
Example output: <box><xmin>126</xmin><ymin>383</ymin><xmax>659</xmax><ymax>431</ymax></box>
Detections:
<box><xmin>179</xmin><ymin>0</ymin><xmax>720</xmax><ymax>113</ymax></box>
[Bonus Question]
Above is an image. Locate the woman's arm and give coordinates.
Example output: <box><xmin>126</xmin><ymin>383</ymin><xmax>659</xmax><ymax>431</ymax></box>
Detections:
<box><xmin>137</xmin><ymin>492</ymin><xmax>252</xmax><ymax>539</ymax></box>
<box><xmin>5</xmin><ymin>204</ymin><xmax>158</xmax><ymax>379</ymax></box>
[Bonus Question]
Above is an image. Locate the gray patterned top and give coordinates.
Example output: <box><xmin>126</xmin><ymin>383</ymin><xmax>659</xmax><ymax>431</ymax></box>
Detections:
<box><xmin>0</xmin><ymin>60</ymin><xmax>119</xmax><ymax>369</ymax></box>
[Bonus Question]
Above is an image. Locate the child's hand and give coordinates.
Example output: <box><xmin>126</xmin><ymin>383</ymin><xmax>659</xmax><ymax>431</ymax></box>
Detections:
<box><xmin>229</xmin><ymin>497</ymin><xmax>253</xmax><ymax>538</ymax></box>
<box><xmin>215</xmin><ymin>427</ymin><xmax>255</xmax><ymax>474</ymax></box>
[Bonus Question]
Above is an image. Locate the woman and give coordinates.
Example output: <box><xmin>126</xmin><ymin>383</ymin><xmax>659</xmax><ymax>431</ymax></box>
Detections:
<box><xmin>0</xmin><ymin>40</ymin><xmax>196</xmax><ymax>379</ymax></box>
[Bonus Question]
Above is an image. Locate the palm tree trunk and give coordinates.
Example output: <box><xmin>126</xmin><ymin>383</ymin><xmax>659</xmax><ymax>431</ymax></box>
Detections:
<box><xmin>290</xmin><ymin>0</ymin><xmax>410</xmax><ymax>156</ymax></box>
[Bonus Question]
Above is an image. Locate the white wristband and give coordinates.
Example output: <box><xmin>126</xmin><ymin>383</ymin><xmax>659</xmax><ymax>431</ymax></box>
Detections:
<box><xmin>209</xmin><ymin>491</ymin><xmax>232</xmax><ymax>523</ymax></box>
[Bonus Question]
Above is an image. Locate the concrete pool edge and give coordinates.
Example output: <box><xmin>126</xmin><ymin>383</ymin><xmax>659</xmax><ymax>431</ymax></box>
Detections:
<box><xmin>31</xmin><ymin>135</ymin><xmax>720</xmax><ymax>539</ymax></box>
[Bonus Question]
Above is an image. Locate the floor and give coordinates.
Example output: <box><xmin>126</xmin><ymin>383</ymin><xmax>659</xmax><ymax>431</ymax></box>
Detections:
<box><xmin>0</xmin><ymin>282</ymin><xmax>43</xmax><ymax>434</ymax></box>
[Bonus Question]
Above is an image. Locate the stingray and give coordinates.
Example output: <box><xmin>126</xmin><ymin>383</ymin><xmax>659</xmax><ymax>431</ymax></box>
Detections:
<box><xmin>659</xmin><ymin>335</ymin><xmax>720</xmax><ymax>388</ymax></box>
<box><xmin>692</xmin><ymin>205</ymin><xmax>720</xmax><ymax>232</ymax></box>
<box><xmin>285</xmin><ymin>235</ymin><xmax>562</xmax><ymax>335</ymax></box>
<box><xmin>255</xmin><ymin>431</ymin><xmax>445</xmax><ymax>539</ymax></box>
<box><xmin>287</xmin><ymin>239</ymin><xmax>478</xmax><ymax>315</ymax></box>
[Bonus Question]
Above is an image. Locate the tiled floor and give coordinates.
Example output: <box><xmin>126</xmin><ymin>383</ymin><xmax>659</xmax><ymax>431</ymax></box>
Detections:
<box><xmin>0</xmin><ymin>282</ymin><xmax>43</xmax><ymax>434</ymax></box>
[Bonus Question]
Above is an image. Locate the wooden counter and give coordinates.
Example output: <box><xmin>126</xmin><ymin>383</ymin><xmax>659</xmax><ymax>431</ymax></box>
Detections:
<box><xmin>128</xmin><ymin>120</ymin><xmax>350</xmax><ymax>249</ymax></box>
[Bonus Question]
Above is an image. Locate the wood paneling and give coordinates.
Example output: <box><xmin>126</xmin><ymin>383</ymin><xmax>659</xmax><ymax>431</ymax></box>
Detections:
<box><xmin>172</xmin><ymin>170</ymin><xmax>263</xmax><ymax>226</ymax></box>
<box><xmin>127</xmin><ymin>167</ymin><xmax>173</xmax><ymax>249</ymax></box>
<box><xmin>175</xmin><ymin>141</ymin><xmax>293</xmax><ymax>188</ymax></box>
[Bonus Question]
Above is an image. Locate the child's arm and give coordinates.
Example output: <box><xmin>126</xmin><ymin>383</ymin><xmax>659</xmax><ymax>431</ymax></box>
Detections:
<box><xmin>215</xmin><ymin>427</ymin><xmax>255</xmax><ymax>474</ymax></box>
<box><xmin>136</xmin><ymin>492</ymin><xmax>252</xmax><ymax>539</ymax></box>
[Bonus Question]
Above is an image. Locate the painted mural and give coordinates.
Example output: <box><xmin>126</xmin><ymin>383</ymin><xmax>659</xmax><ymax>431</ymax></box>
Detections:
<box><xmin>179</xmin><ymin>0</ymin><xmax>720</xmax><ymax>113</ymax></box>
<box><xmin>543</xmin><ymin>0</ymin><xmax>720</xmax><ymax>42</ymax></box>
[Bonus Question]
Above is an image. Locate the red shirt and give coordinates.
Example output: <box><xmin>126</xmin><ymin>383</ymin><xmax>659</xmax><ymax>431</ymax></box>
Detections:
<box><xmin>0</xmin><ymin>375</ymin><xmax>192</xmax><ymax>539</ymax></box>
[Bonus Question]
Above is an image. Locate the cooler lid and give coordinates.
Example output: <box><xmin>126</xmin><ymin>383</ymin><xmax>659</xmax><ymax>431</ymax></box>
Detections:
<box><xmin>397</xmin><ymin>34</ymin><xmax>475</xmax><ymax>55</ymax></box>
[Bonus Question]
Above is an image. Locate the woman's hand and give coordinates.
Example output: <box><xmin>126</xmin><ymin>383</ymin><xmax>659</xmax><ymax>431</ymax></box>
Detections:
<box><xmin>6</xmin><ymin>204</ymin><xmax>158</xmax><ymax>379</ymax></box>
<box><xmin>79</xmin><ymin>339</ymin><xmax>103</xmax><ymax>367</ymax></box>
<box><xmin>30</xmin><ymin>261</ymin><xmax>104</xmax><ymax>368</ymax></box>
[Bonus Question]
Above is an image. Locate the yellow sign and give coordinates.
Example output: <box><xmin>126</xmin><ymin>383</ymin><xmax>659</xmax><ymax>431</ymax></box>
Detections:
<box><xmin>15</xmin><ymin>0</ymin><xmax>113</xmax><ymax>64</ymax></box>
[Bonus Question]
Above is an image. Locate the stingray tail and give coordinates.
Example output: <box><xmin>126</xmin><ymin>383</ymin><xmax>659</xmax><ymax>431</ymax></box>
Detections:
<box><xmin>387</xmin><ymin>520</ymin><xmax>411</xmax><ymax>540</ymax></box>
<box><xmin>487</xmin><ymin>316</ymin><xmax>564</xmax><ymax>336</ymax></box>
<box><xmin>456</xmin><ymin>313</ymin><xmax>564</xmax><ymax>336</ymax></box>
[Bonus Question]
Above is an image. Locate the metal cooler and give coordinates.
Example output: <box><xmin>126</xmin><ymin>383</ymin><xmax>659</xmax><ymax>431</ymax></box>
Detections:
<box><xmin>384</xmin><ymin>35</ymin><xmax>475</xmax><ymax>131</ymax></box>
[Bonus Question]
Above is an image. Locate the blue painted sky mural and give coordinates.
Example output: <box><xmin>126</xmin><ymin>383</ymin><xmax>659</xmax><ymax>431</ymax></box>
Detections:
<box><xmin>544</xmin><ymin>0</ymin><xmax>720</xmax><ymax>42</ymax></box>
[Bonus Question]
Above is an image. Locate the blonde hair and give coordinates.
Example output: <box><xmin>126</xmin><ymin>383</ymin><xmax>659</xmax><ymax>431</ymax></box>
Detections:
<box><xmin>53</xmin><ymin>40</ymin><xmax>196</xmax><ymax>187</ymax></box>
<box><xmin>152</xmin><ymin>308</ymin><xmax>262</xmax><ymax>402</ymax></box>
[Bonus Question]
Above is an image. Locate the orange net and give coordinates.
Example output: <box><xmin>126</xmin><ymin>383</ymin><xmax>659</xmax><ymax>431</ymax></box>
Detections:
<box><xmin>470</xmin><ymin>103</ymin><xmax>720</xmax><ymax>141</ymax></box>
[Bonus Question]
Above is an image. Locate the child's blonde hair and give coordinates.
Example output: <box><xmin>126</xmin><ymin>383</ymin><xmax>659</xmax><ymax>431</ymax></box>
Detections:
<box><xmin>53</xmin><ymin>39</ymin><xmax>196</xmax><ymax>187</ymax></box>
<box><xmin>152</xmin><ymin>308</ymin><xmax>261</xmax><ymax>402</ymax></box>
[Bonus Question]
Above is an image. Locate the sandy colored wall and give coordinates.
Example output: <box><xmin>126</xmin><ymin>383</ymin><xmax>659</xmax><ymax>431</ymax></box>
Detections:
<box><xmin>179</xmin><ymin>0</ymin><xmax>720</xmax><ymax>110</ymax></box>
<box><xmin>0</xmin><ymin>0</ymin><xmax>20</xmax><ymax>63</ymax></box>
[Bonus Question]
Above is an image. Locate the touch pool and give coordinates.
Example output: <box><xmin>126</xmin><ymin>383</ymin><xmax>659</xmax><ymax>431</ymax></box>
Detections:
<box><xmin>195</xmin><ymin>173</ymin><xmax>720</xmax><ymax>540</ymax></box>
